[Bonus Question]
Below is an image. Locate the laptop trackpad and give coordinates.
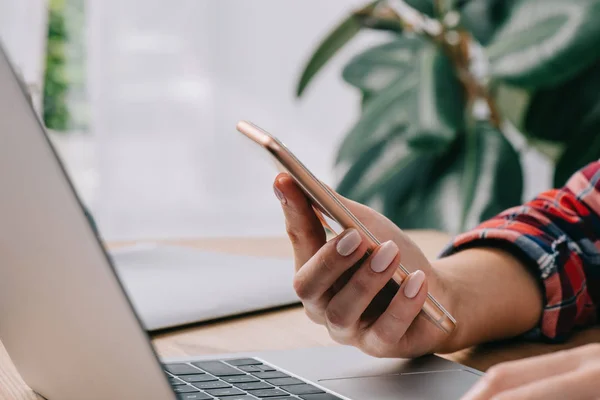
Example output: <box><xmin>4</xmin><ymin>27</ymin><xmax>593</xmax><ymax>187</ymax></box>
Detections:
<box><xmin>320</xmin><ymin>369</ymin><xmax>480</xmax><ymax>400</ymax></box>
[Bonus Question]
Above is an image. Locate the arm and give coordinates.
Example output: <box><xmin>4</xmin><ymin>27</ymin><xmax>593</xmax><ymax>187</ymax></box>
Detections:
<box><xmin>274</xmin><ymin>161</ymin><xmax>600</xmax><ymax>357</ymax></box>
<box><xmin>433</xmin><ymin>247</ymin><xmax>543</xmax><ymax>350</ymax></box>
<box><xmin>443</xmin><ymin>161</ymin><xmax>600</xmax><ymax>345</ymax></box>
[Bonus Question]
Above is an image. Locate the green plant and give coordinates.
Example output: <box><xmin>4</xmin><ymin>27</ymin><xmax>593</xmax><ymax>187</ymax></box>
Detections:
<box><xmin>296</xmin><ymin>0</ymin><xmax>600</xmax><ymax>233</ymax></box>
<box><xmin>43</xmin><ymin>0</ymin><xmax>88</xmax><ymax>132</ymax></box>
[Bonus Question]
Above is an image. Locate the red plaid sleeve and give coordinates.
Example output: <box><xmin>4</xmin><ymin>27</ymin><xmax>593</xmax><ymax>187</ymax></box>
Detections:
<box><xmin>441</xmin><ymin>161</ymin><xmax>600</xmax><ymax>341</ymax></box>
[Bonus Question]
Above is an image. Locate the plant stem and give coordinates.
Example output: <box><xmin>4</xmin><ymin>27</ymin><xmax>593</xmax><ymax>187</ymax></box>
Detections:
<box><xmin>376</xmin><ymin>0</ymin><xmax>502</xmax><ymax>128</ymax></box>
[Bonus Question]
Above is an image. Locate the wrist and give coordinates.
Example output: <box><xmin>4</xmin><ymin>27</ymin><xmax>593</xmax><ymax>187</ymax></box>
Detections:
<box><xmin>429</xmin><ymin>247</ymin><xmax>543</xmax><ymax>352</ymax></box>
<box><xmin>428</xmin><ymin>261</ymin><xmax>471</xmax><ymax>353</ymax></box>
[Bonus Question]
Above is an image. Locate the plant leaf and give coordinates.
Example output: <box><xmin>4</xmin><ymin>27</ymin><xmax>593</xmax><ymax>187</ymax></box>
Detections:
<box><xmin>487</xmin><ymin>0</ymin><xmax>600</xmax><ymax>88</ymax></box>
<box><xmin>493</xmin><ymin>83</ymin><xmax>531</xmax><ymax>133</ymax></box>
<box><xmin>342</xmin><ymin>36</ymin><xmax>423</xmax><ymax>94</ymax></box>
<box><xmin>525</xmin><ymin>60</ymin><xmax>600</xmax><ymax>142</ymax></box>
<box><xmin>337</xmin><ymin>41</ymin><xmax>462</xmax><ymax>165</ymax></box>
<box><xmin>404</xmin><ymin>44</ymin><xmax>465</xmax><ymax>149</ymax></box>
<box><xmin>295</xmin><ymin>11</ymin><xmax>362</xmax><ymax>97</ymax></box>
<box><xmin>336</xmin><ymin>128</ymin><xmax>426</xmax><ymax>205</ymax></box>
<box><xmin>554</xmin><ymin>103</ymin><xmax>600</xmax><ymax>186</ymax></box>
<box><xmin>385</xmin><ymin>122</ymin><xmax>523</xmax><ymax>233</ymax></box>
<box><xmin>404</xmin><ymin>0</ymin><xmax>436</xmax><ymax>16</ymax></box>
<box><xmin>336</xmin><ymin>58</ymin><xmax>420</xmax><ymax>165</ymax></box>
<box><xmin>296</xmin><ymin>1</ymin><xmax>383</xmax><ymax>97</ymax></box>
<box><xmin>459</xmin><ymin>0</ymin><xmax>514</xmax><ymax>45</ymax></box>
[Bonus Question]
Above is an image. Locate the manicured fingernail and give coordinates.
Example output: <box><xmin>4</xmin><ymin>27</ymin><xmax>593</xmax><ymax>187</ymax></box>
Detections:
<box><xmin>403</xmin><ymin>270</ymin><xmax>425</xmax><ymax>299</ymax></box>
<box><xmin>336</xmin><ymin>229</ymin><xmax>361</xmax><ymax>256</ymax></box>
<box><xmin>370</xmin><ymin>241</ymin><xmax>398</xmax><ymax>273</ymax></box>
<box><xmin>273</xmin><ymin>185</ymin><xmax>287</xmax><ymax>205</ymax></box>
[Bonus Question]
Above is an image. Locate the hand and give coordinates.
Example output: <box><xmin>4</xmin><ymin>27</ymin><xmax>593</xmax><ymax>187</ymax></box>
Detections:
<box><xmin>462</xmin><ymin>343</ymin><xmax>600</xmax><ymax>400</ymax></box>
<box><xmin>273</xmin><ymin>173</ymin><xmax>459</xmax><ymax>358</ymax></box>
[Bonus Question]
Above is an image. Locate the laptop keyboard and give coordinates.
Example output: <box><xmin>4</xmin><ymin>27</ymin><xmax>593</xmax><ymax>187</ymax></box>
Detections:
<box><xmin>163</xmin><ymin>358</ymin><xmax>342</xmax><ymax>400</ymax></box>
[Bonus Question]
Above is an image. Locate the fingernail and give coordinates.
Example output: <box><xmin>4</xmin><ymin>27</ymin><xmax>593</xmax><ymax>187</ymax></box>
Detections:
<box><xmin>336</xmin><ymin>229</ymin><xmax>362</xmax><ymax>256</ymax></box>
<box><xmin>370</xmin><ymin>241</ymin><xmax>398</xmax><ymax>273</ymax></box>
<box><xmin>403</xmin><ymin>270</ymin><xmax>425</xmax><ymax>299</ymax></box>
<box><xmin>273</xmin><ymin>185</ymin><xmax>287</xmax><ymax>205</ymax></box>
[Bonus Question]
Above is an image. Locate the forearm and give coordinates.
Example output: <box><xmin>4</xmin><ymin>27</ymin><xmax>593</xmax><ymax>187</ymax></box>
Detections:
<box><xmin>433</xmin><ymin>248</ymin><xmax>543</xmax><ymax>351</ymax></box>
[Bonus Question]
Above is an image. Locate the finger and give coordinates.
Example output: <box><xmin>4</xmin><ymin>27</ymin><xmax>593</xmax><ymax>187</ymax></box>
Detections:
<box><xmin>462</xmin><ymin>347</ymin><xmax>589</xmax><ymax>400</ymax></box>
<box><xmin>362</xmin><ymin>270</ymin><xmax>428</xmax><ymax>355</ymax></box>
<box><xmin>491</xmin><ymin>365</ymin><xmax>600</xmax><ymax>400</ymax></box>
<box><xmin>274</xmin><ymin>173</ymin><xmax>326</xmax><ymax>271</ymax></box>
<box><xmin>293</xmin><ymin>228</ymin><xmax>369</xmax><ymax>303</ymax></box>
<box><xmin>324</xmin><ymin>241</ymin><xmax>399</xmax><ymax>337</ymax></box>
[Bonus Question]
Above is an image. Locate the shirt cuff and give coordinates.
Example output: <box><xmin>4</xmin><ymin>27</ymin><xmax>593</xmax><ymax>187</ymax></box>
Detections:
<box><xmin>438</xmin><ymin>213</ymin><xmax>583</xmax><ymax>342</ymax></box>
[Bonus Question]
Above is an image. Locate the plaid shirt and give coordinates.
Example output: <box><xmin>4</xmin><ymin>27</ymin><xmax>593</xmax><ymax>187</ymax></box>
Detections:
<box><xmin>441</xmin><ymin>161</ymin><xmax>600</xmax><ymax>341</ymax></box>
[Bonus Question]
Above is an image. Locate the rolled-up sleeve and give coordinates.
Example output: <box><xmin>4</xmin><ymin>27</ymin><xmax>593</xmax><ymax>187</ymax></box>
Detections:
<box><xmin>440</xmin><ymin>162</ymin><xmax>600</xmax><ymax>341</ymax></box>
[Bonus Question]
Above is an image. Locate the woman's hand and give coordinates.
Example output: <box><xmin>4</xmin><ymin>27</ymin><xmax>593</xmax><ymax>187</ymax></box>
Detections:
<box><xmin>462</xmin><ymin>344</ymin><xmax>600</xmax><ymax>400</ymax></box>
<box><xmin>273</xmin><ymin>173</ymin><xmax>459</xmax><ymax>358</ymax></box>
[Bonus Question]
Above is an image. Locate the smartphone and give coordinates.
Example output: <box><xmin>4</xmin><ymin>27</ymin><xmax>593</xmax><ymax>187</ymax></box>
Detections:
<box><xmin>236</xmin><ymin>120</ymin><xmax>456</xmax><ymax>334</ymax></box>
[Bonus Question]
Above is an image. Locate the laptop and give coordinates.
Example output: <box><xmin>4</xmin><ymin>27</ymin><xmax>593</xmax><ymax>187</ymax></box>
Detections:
<box><xmin>110</xmin><ymin>243</ymin><xmax>298</xmax><ymax>331</ymax></box>
<box><xmin>0</xmin><ymin>42</ymin><xmax>482</xmax><ymax>400</ymax></box>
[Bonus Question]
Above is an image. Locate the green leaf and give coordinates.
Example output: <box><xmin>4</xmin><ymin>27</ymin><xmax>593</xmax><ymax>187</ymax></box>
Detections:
<box><xmin>405</xmin><ymin>44</ymin><xmax>465</xmax><ymax>147</ymax></box>
<box><xmin>385</xmin><ymin>122</ymin><xmax>523</xmax><ymax>233</ymax></box>
<box><xmin>405</xmin><ymin>0</ymin><xmax>436</xmax><ymax>16</ymax></box>
<box><xmin>493</xmin><ymin>83</ymin><xmax>530</xmax><ymax>133</ymax></box>
<box><xmin>337</xmin><ymin>40</ymin><xmax>463</xmax><ymax>165</ymax></box>
<box><xmin>296</xmin><ymin>1</ymin><xmax>380</xmax><ymax>97</ymax></box>
<box><xmin>554</xmin><ymin>103</ymin><xmax>600</xmax><ymax>186</ymax></box>
<box><xmin>336</xmin><ymin>58</ymin><xmax>420</xmax><ymax>165</ymax></box>
<box><xmin>459</xmin><ymin>0</ymin><xmax>514</xmax><ymax>45</ymax></box>
<box><xmin>342</xmin><ymin>36</ymin><xmax>423</xmax><ymax>94</ymax></box>
<box><xmin>336</xmin><ymin>128</ymin><xmax>425</xmax><ymax>205</ymax></box>
<box><xmin>487</xmin><ymin>0</ymin><xmax>600</xmax><ymax>88</ymax></box>
<box><xmin>525</xmin><ymin>60</ymin><xmax>600</xmax><ymax>142</ymax></box>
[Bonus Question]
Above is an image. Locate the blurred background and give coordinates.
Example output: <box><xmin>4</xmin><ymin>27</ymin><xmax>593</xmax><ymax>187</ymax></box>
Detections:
<box><xmin>3</xmin><ymin>0</ymin><xmax>581</xmax><ymax>242</ymax></box>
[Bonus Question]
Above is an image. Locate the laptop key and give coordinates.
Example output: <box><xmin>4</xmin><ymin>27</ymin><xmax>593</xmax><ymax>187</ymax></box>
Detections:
<box><xmin>299</xmin><ymin>394</ymin><xmax>342</xmax><ymax>400</ymax></box>
<box><xmin>217</xmin><ymin>397</ymin><xmax>260</xmax><ymax>400</ymax></box>
<box><xmin>239</xmin><ymin>365</ymin><xmax>263</xmax><ymax>373</ymax></box>
<box><xmin>265</xmin><ymin>377</ymin><xmax>304</xmax><ymax>386</ymax></box>
<box><xmin>177</xmin><ymin>393</ymin><xmax>213</xmax><ymax>400</ymax></box>
<box><xmin>165</xmin><ymin>363</ymin><xmax>203</xmax><ymax>375</ymax></box>
<box><xmin>225</xmin><ymin>358</ymin><xmax>263</xmax><ymax>366</ymax></box>
<box><xmin>169</xmin><ymin>377</ymin><xmax>187</xmax><ymax>386</ymax></box>
<box><xmin>172</xmin><ymin>385</ymin><xmax>200</xmax><ymax>394</ymax></box>
<box><xmin>192</xmin><ymin>381</ymin><xmax>231</xmax><ymax>390</ymax></box>
<box><xmin>248</xmin><ymin>388</ymin><xmax>291</xmax><ymax>397</ymax></box>
<box><xmin>252</xmin><ymin>371</ymin><xmax>289</xmax><ymax>379</ymax></box>
<box><xmin>204</xmin><ymin>388</ymin><xmax>246</xmax><ymax>396</ymax></box>
<box><xmin>193</xmin><ymin>361</ymin><xmax>245</xmax><ymax>376</ymax></box>
<box><xmin>223</xmin><ymin>375</ymin><xmax>259</xmax><ymax>383</ymax></box>
<box><xmin>257</xmin><ymin>365</ymin><xmax>276</xmax><ymax>372</ymax></box>
<box><xmin>267</xmin><ymin>398</ymin><xmax>294</xmax><ymax>400</ymax></box>
<box><xmin>234</xmin><ymin>381</ymin><xmax>273</xmax><ymax>390</ymax></box>
<box><xmin>284</xmin><ymin>384</ymin><xmax>324</xmax><ymax>395</ymax></box>
<box><xmin>181</xmin><ymin>374</ymin><xmax>218</xmax><ymax>383</ymax></box>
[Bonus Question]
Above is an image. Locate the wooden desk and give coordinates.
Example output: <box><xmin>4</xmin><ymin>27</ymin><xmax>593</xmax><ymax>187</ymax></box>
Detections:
<box><xmin>1</xmin><ymin>232</ymin><xmax>599</xmax><ymax>400</ymax></box>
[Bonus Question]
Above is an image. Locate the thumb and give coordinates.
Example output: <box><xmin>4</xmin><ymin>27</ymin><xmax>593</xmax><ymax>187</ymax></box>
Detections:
<box><xmin>324</xmin><ymin>184</ymin><xmax>400</xmax><ymax>244</ymax></box>
<box><xmin>323</xmin><ymin>183</ymin><xmax>382</xmax><ymax>226</ymax></box>
<box><xmin>274</xmin><ymin>173</ymin><xmax>326</xmax><ymax>271</ymax></box>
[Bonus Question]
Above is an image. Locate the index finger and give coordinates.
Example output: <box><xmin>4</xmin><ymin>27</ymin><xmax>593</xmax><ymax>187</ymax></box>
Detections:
<box><xmin>274</xmin><ymin>173</ymin><xmax>326</xmax><ymax>271</ymax></box>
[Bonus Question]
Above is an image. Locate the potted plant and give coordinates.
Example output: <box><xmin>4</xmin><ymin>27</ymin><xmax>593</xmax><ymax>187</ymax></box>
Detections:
<box><xmin>296</xmin><ymin>0</ymin><xmax>600</xmax><ymax>233</ymax></box>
